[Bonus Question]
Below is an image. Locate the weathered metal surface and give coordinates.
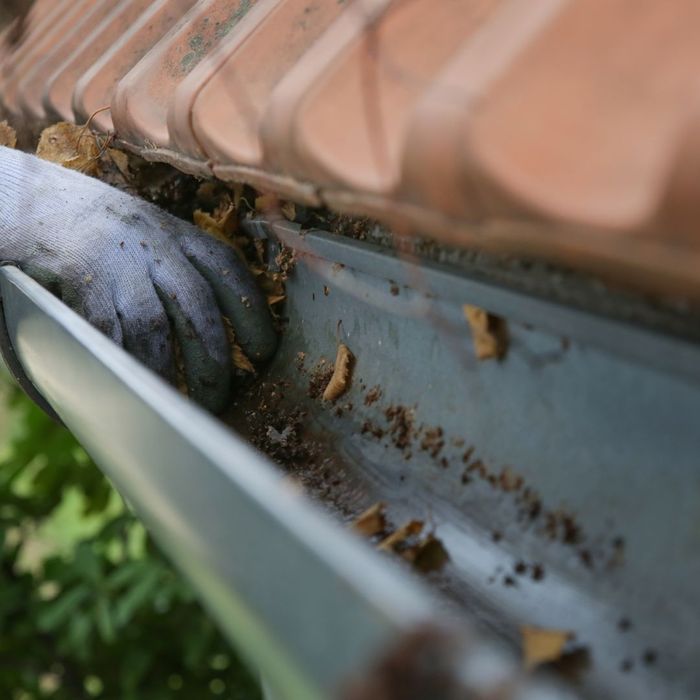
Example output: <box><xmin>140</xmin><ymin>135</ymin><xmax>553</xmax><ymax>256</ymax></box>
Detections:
<box><xmin>1</xmin><ymin>265</ymin><xmax>585</xmax><ymax>700</ymax></box>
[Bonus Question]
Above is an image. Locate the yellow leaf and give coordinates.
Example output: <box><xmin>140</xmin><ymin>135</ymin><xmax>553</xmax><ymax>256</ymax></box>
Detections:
<box><xmin>521</xmin><ymin>626</ymin><xmax>573</xmax><ymax>670</ymax></box>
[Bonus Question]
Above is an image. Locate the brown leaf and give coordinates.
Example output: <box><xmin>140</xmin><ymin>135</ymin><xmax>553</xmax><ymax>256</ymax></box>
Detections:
<box><xmin>232</xmin><ymin>343</ymin><xmax>255</xmax><ymax>374</ymax></box>
<box><xmin>463</xmin><ymin>304</ymin><xmax>508</xmax><ymax>360</ymax></box>
<box><xmin>378</xmin><ymin>520</ymin><xmax>424</xmax><ymax>553</ymax></box>
<box><xmin>254</xmin><ymin>192</ymin><xmax>278</xmax><ymax>213</ymax></box>
<box><xmin>412</xmin><ymin>535</ymin><xmax>450</xmax><ymax>573</ymax></box>
<box><xmin>352</xmin><ymin>502</ymin><xmax>386</xmax><ymax>537</ymax></box>
<box><xmin>193</xmin><ymin>204</ymin><xmax>237</xmax><ymax>241</ymax></box>
<box><xmin>0</xmin><ymin>120</ymin><xmax>17</xmax><ymax>148</ymax></box>
<box><xmin>521</xmin><ymin>626</ymin><xmax>573</xmax><ymax>670</ymax></box>
<box><xmin>280</xmin><ymin>201</ymin><xmax>296</xmax><ymax>221</ymax></box>
<box><xmin>107</xmin><ymin>148</ymin><xmax>131</xmax><ymax>178</ymax></box>
<box><xmin>322</xmin><ymin>344</ymin><xmax>354</xmax><ymax>402</ymax></box>
<box><xmin>36</xmin><ymin>122</ymin><xmax>100</xmax><ymax>176</ymax></box>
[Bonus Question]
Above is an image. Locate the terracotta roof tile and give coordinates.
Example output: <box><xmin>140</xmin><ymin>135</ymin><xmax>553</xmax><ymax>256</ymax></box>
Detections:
<box><xmin>0</xmin><ymin>0</ymin><xmax>76</xmax><ymax>116</ymax></box>
<box><xmin>265</xmin><ymin>0</ymin><xmax>499</xmax><ymax>193</ymax></box>
<box><xmin>72</xmin><ymin>0</ymin><xmax>197</xmax><ymax>133</ymax></box>
<box><xmin>44</xmin><ymin>0</ymin><xmax>154</xmax><ymax>123</ymax></box>
<box><xmin>3</xmin><ymin>0</ymin><xmax>700</xmax><ymax>297</ymax></box>
<box><xmin>112</xmin><ymin>0</ymin><xmax>261</xmax><ymax>164</ymax></box>
<box><xmin>18</xmin><ymin>0</ymin><xmax>115</xmax><ymax>120</ymax></box>
<box><xmin>188</xmin><ymin>0</ymin><xmax>349</xmax><ymax>179</ymax></box>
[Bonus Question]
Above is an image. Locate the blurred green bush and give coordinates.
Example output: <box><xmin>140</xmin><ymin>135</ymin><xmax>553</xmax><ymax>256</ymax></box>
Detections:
<box><xmin>0</xmin><ymin>385</ymin><xmax>260</xmax><ymax>700</ymax></box>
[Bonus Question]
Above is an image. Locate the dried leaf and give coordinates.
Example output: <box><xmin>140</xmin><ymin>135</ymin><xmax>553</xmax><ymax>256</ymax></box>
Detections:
<box><xmin>254</xmin><ymin>193</ymin><xmax>278</xmax><ymax>212</ymax></box>
<box><xmin>281</xmin><ymin>201</ymin><xmax>296</xmax><ymax>221</ymax></box>
<box><xmin>232</xmin><ymin>343</ymin><xmax>255</xmax><ymax>374</ymax></box>
<box><xmin>0</xmin><ymin>120</ymin><xmax>17</xmax><ymax>148</ymax></box>
<box><xmin>36</xmin><ymin>122</ymin><xmax>100</xmax><ymax>176</ymax></box>
<box><xmin>230</xmin><ymin>183</ymin><xmax>244</xmax><ymax>209</ymax></box>
<box><xmin>412</xmin><ymin>535</ymin><xmax>450</xmax><ymax>573</ymax></box>
<box><xmin>352</xmin><ymin>503</ymin><xmax>386</xmax><ymax>537</ymax></box>
<box><xmin>267</xmin><ymin>294</ymin><xmax>286</xmax><ymax>306</ymax></box>
<box><xmin>521</xmin><ymin>626</ymin><xmax>573</xmax><ymax>670</ymax></box>
<box><xmin>378</xmin><ymin>520</ymin><xmax>424</xmax><ymax>553</ymax></box>
<box><xmin>107</xmin><ymin>148</ymin><xmax>131</xmax><ymax>178</ymax></box>
<box><xmin>322</xmin><ymin>344</ymin><xmax>354</xmax><ymax>402</ymax></box>
<box><xmin>463</xmin><ymin>304</ymin><xmax>508</xmax><ymax>360</ymax></box>
<box><xmin>193</xmin><ymin>204</ymin><xmax>237</xmax><ymax>241</ymax></box>
<box><xmin>222</xmin><ymin>317</ymin><xmax>255</xmax><ymax>374</ymax></box>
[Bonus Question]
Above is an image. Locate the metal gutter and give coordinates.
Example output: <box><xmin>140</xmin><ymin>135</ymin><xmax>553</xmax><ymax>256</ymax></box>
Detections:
<box><xmin>270</xmin><ymin>221</ymin><xmax>700</xmax><ymax>386</ymax></box>
<box><xmin>0</xmin><ymin>265</ymin><xmax>576</xmax><ymax>699</ymax></box>
<box><xmin>242</xmin><ymin>222</ymin><xmax>700</xmax><ymax>700</ymax></box>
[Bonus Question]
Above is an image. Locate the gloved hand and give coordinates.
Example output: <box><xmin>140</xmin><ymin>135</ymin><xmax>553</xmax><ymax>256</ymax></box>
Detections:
<box><xmin>0</xmin><ymin>146</ymin><xmax>277</xmax><ymax>414</ymax></box>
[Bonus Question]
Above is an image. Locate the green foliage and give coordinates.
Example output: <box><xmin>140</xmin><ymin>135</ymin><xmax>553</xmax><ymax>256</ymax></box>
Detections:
<box><xmin>0</xmin><ymin>385</ymin><xmax>261</xmax><ymax>700</ymax></box>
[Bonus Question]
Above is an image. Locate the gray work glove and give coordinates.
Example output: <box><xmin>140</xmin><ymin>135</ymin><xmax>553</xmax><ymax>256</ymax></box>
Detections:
<box><xmin>0</xmin><ymin>146</ymin><xmax>276</xmax><ymax>414</ymax></box>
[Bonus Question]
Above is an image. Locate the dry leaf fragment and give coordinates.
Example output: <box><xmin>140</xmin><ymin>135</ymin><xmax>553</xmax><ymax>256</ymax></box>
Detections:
<box><xmin>378</xmin><ymin>520</ymin><xmax>424</xmax><ymax>553</ymax></box>
<box><xmin>0</xmin><ymin>120</ymin><xmax>17</xmax><ymax>148</ymax></box>
<box><xmin>107</xmin><ymin>148</ymin><xmax>130</xmax><ymax>178</ymax></box>
<box><xmin>232</xmin><ymin>343</ymin><xmax>255</xmax><ymax>374</ymax></box>
<box><xmin>267</xmin><ymin>294</ymin><xmax>286</xmax><ymax>306</ymax></box>
<box><xmin>412</xmin><ymin>535</ymin><xmax>450</xmax><ymax>573</ymax></box>
<box><xmin>255</xmin><ymin>192</ymin><xmax>278</xmax><ymax>212</ymax></box>
<box><xmin>322</xmin><ymin>344</ymin><xmax>354</xmax><ymax>401</ymax></box>
<box><xmin>463</xmin><ymin>304</ymin><xmax>508</xmax><ymax>360</ymax></box>
<box><xmin>352</xmin><ymin>502</ymin><xmax>387</xmax><ymax>537</ymax></box>
<box><xmin>222</xmin><ymin>317</ymin><xmax>255</xmax><ymax>373</ymax></box>
<box><xmin>193</xmin><ymin>203</ymin><xmax>237</xmax><ymax>242</ymax></box>
<box><xmin>280</xmin><ymin>201</ymin><xmax>296</xmax><ymax>221</ymax></box>
<box><xmin>36</xmin><ymin>122</ymin><xmax>100</xmax><ymax>175</ymax></box>
<box><xmin>521</xmin><ymin>626</ymin><xmax>573</xmax><ymax>670</ymax></box>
